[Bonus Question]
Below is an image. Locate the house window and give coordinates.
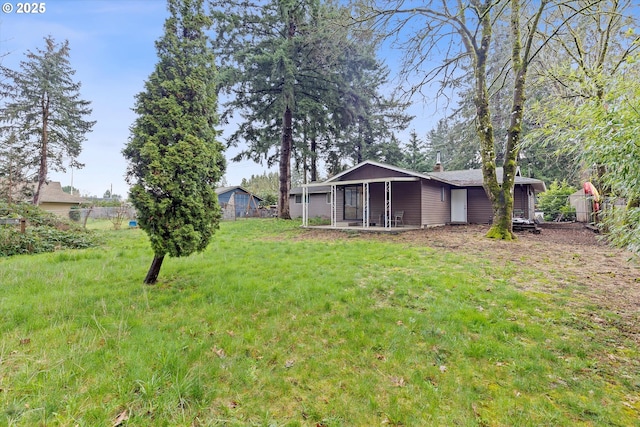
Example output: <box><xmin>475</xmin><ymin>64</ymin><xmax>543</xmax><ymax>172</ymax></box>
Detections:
<box><xmin>326</xmin><ymin>192</ymin><xmax>331</xmax><ymax>204</ymax></box>
<box><xmin>441</xmin><ymin>186</ymin><xmax>446</xmax><ymax>202</ymax></box>
<box><xmin>295</xmin><ymin>194</ymin><xmax>302</xmax><ymax>204</ymax></box>
<box><xmin>344</xmin><ymin>185</ymin><xmax>363</xmax><ymax>220</ymax></box>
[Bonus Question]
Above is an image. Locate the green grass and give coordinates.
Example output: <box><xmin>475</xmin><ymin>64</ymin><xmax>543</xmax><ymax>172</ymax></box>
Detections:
<box><xmin>1</xmin><ymin>219</ymin><xmax>638</xmax><ymax>426</ymax></box>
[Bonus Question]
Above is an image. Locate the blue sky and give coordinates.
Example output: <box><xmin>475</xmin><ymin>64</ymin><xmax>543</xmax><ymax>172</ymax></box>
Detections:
<box><xmin>0</xmin><ymin>0</ymin><xmax>442</xmax><ymax>197</ymax></box>
<box><xmin>1</xmin><ymin>1</ymin><xmax>287</xmax><ymax>197</ymax></box>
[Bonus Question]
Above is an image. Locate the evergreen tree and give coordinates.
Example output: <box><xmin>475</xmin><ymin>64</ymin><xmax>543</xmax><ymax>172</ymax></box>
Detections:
<box><xmin>211</xmin><ymin>0</ymin><xmax>409</xmax><ymax>214</ymax></box>
<box><xmin>123</xmin><ymin>0</ymin><xmax>225</xmax><ymax>284</ymax></box>
<box><xmin>0</xmin><ymin>37</ymin><xmax>95</xmax><ymax>205</ymax></box>
<box><xmin>401</xmin><ymin>130</ymin><xmax>429</xmax><ymax>173</ymax></box>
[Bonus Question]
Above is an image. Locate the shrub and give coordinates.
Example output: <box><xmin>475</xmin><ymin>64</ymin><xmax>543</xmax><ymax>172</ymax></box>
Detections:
<box><xmin>537</xmin><ymin>181</ymin><xmax>577</xmax><ymax>221</ymax></box>
<box><xmin>0</xmin><ymin>202</ymin><xmax>101</xmax><ymax>257</ymax></box>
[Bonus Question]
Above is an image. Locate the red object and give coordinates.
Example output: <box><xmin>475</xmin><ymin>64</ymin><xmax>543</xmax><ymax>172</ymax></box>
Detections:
<box><xmin>583</xmin><ymin>182</ymin><xmax>600</xmax><ymax>212</ymax></box>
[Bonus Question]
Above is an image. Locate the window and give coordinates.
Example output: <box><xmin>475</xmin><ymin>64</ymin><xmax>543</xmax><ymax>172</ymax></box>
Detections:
<box><xmin>344</xmin><ymin>186</ymin><xmax>363</xmax><ymax>220</ymax></box>
<box><xmin>326</xmin><ymin>192</ymin><xmax>331</xmax><ymax>204</ymax></box>
<box><xmin>295</xmin><ymin>194</ymin><xmax>302</xmax><ymax>204</ymax></box>
<box><xmin>441</xmin><ymin>186</ymin><xmax>446</xmax><ymax>202</ymax></box>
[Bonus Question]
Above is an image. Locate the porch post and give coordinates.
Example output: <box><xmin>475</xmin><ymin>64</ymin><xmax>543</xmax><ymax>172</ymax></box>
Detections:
<box><xmin>302</xmin><ymin>186</ymin><xmax>309</xmax><ymax>227</ymax></box>
<box><xmin>384</xmin><ymin>180</ymin><xmax>392</xmax><ymax>229</ymax></box>
<box><xmin>363</xmin><ymin>182</ymin><xmax>370</xmax><ymax>228</ymax></box>
<box><xmin>331</xmin><ymin>185</ymin><xmax>337</xmax><ymax>227</ymax></box>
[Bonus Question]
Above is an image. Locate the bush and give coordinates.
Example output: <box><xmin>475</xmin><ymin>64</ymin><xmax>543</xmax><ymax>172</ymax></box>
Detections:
<box><xmin>537</xmin><ymin>181</ymin><xmax>577</xmax><ymax>221</ymax></box>
<box><xmin>0</xmin><ymin>202</ymin><xmax>101</xmax><ymax>257</ymax></box>
<box><xmin>69</xmin><ymin>206</ymin><xmax>81</xmax><ymax>222</ymax></box>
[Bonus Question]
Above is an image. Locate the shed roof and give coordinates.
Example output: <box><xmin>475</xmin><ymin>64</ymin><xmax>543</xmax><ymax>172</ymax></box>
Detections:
<box><xmin>215</xmin><ymin>186</ymin><xmax>263</xmax><ymax>200</ymax></box>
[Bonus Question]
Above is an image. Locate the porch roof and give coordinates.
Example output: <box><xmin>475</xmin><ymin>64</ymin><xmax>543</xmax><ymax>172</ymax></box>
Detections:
<box><xmin>302</xmin><ymin>176</ymin><xmax>420</xmax><ymax>188</ymax></box>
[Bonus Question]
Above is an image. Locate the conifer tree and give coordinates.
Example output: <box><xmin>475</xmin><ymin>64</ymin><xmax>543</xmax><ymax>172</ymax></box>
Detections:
<box><xmin>0</xmin><ymin>37</ymin><xmax>94</xmax><ymax>205</ymax></box>
<box><xmin>123</xmin><ymin>0</ymin><xmax>225</xmax><ymax>284</ymax></box>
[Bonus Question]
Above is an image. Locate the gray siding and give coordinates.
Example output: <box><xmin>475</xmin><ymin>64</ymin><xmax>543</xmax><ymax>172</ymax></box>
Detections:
<box><xmin>421</xmin><ymin>181</ymin><xmax>450</xmax><ymax>226</ymax></box>
<box><xmin>289</xmin><ymin>193</ymin><xmax>331</xmax><ymax>219</ymax></box>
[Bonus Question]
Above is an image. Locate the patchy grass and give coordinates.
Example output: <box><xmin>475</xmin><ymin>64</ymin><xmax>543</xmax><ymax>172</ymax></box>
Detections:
<box><xmin>0</xmin><ymin>219</ymin><xmax>638</xmax><ymax>426</ymax></box>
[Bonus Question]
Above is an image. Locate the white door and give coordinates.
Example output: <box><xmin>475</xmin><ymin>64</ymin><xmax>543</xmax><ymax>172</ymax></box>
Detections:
<box><xmin>451</xmin><ymin>189</ymin><xmax>467</xmax><ymax>223</ymax></box>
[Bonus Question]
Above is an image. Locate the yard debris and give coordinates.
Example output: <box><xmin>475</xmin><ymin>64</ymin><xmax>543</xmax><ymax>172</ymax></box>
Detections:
<box><xmin>112</xmin><ymin>410</ymin><xmax>129</xmax><ymax>427</ymax></box>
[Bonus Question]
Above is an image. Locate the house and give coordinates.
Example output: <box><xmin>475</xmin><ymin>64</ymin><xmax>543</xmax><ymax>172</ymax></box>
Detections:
<box><xmin>0</xmin><ymin>181</ymin><xmax>84</xmax><ymax>217</ymax></box>
<box><xmin>215</xmin><ymin>186</ymin><xmax>263</xmax><ymax>219</ymax></box>
<box><xmin>290</xmin><ymin>160</ymin><xmax>546</xmax><ymax>229</ymax></box>
<box><xmin>38</xmin><ymin>181</ymin><xmax>85</xmax><ymax>216</ymax></box>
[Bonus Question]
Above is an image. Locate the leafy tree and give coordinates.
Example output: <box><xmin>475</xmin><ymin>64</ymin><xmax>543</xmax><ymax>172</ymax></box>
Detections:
<box><xmin>240</xmin><ymin>171</ymin><xmax>280</xmax><ymax>202</ymax></box>
<box><xmin>357</xmin><ymin>1</ymin><xmax>595</xmax><ymax>239</ymax></box>
<box><xmin>61</xmin><ymin>185</ymin><xmax>80</xmax><ymax>195</ymax></box>
<box><xmin>0</xmin><ymin>37</ymin><xmax>95</xmax><ymax>205</ymax></box>
<box><xmin>537</xmin><ymin>180</ymin><xmax>577</xmax><ymax>221</ymax></box>
<box><xmin>123</xmin><ymin>0</ymin><xmax>226</xmax><ymax>284</ymax></box>
<box><xmin>521</xmin><ymin>0</ymin><xmax>639</xmax><ymax>251</ymax></box>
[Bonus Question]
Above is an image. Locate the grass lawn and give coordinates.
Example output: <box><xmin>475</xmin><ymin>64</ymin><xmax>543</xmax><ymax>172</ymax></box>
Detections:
<box><xmin>1</xmin><ymin>219</ymin><xmax>638</xmax><ymax>426</ymax></box>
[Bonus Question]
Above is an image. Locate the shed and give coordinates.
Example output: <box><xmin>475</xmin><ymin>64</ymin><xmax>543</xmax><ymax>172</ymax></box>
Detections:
<box><xmin>215</xmin><ymin>186</ymin><xmax>263</xmax><ymax>219</ymax></box>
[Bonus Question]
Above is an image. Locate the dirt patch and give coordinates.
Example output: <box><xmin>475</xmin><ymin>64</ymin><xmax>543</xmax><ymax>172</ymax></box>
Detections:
<box><xmin>296</xmin><ymin>222</ymin><xmax>640</xmax><ymax>342</ymax></box>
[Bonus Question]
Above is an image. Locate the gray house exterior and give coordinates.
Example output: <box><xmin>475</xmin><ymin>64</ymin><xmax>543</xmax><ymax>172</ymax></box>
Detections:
<box><xmin>290</xmin><ymin>160</ymin><xmax>545</xmax><ymax>229</ymax></box>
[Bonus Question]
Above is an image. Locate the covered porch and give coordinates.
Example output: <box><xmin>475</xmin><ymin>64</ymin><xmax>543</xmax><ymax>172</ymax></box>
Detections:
<box><xmin>301</xmin><ymin>177</ymin><xmax>420</xmax><ymax>229</ymax></box>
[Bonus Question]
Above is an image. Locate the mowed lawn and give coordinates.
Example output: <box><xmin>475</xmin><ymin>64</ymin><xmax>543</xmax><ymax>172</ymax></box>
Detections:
<box><xmin>1</xmin><ymin>219</ymin><xmax>638</xmax><ymax>426</ymax></box>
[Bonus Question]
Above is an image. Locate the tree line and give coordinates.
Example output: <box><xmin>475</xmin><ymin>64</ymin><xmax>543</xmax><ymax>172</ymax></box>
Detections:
<box><xmin>2</xmin><ymin>0</ymin><xmax>638</xmax><ymax>283</ymax></box>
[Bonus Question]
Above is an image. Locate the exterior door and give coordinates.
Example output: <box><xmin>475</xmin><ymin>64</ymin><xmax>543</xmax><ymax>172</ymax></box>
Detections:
<box><xmin>343</xmin><ymin>186</ymin><xmax>363</xmax><ymax>220</ymax></box>
<box><xmin>451</xmin><ymin>188</ymin><xmax>467</xmax><ymax>223</ymax></box>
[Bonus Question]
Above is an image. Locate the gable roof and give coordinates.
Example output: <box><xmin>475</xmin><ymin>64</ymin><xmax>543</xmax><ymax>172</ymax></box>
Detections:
<box><xmin>215</xmin><ymin>186</ymin><xmax>263</xmax><ymax>200</ymax></box>
<box><xmin>39</xmin><ymin>181</ymin><xmax>84</xmax><ymax>204</ymax></box>
<box><xmin>0</xmin><ymin>180</ymin><xmax>84</xmax><ymax>204</ymax></box>
<box><xmin>428</xmin><ymin>168</ymin><xmax>546</xmax><ymax>192</ymax></box>
<box><xmin>301</xmin><ymin>160</ymin><xmax>546</xmax><ymax>193</ymax></box>
<box><xmin>324</xmin><ymin>160</ymin><xmax>432</xmax><ymax>183</ymax></box>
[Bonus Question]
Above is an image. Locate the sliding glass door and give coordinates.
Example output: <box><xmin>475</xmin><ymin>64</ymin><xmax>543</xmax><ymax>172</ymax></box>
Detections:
<box><xmin>344</xmin><ymin>186</ymin><xmax>363</xmax><ymax>220</ymax></box>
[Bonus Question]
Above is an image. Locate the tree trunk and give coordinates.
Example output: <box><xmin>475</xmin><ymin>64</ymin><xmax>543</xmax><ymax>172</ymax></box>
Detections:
<box><xmin>278</xmin><ymin>105</ymin><xmax>292</xmax><ymax>219</ymax></box>
<box><xmin>310</xmin><ymin>137</ymin><xmax>317</xmax><ymax>182</ymax></box>
<box><xmin>33</xmin><ymin>97</ymin><xmax>50</xmax><ymax>206</ymax></box>
<box><xmin>144</xmin><ymin>254</ymin><xmax>165</xmax><ymax>284</ymax></box>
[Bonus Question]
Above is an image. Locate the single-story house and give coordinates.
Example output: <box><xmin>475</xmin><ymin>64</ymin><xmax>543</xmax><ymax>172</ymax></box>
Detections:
<box><xmin>215</xmin><ymin>186</ymin><xmax>263</xmax><ymax>218</ymax></box>
<box><xmin>290</xmin><ymin>160</ymin><xmax>546</xmax><ymax>229</ymax></box>
<box><xmin>0</xmin><ymin>180</ymin><xmax>84</xmax><ymax>217</ymax></box>
<box><xmin>38</xmin><ymin>181</ymin><xmax>85</xmax><ymax>217</ymax></box>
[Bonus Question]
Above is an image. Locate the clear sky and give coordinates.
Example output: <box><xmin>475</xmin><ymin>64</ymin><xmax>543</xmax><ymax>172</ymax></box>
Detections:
<box><xmin>0</xmin><ymin>0</ymin><xmax>440</xmax><ymax>198</ymax></box>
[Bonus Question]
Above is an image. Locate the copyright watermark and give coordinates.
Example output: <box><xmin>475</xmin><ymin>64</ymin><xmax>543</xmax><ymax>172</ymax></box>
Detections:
<box><xmin>2</xmin><ymin>3</ymin><xmax>47</xmax><ymax>13</ymax></box>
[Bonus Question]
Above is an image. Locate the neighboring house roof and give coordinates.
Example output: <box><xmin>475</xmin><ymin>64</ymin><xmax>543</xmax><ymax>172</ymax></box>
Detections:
<box><xmin>0</xmin><ymin>180</ymin><xmax>83</xmax><ymax>204</ymax></box>
<box><xmin>215</xmin><ymin>186</ymin><xmax>263</xmax><ymax>200</ymax></box>
<box><xmin>38</xmin><ymin>181</ymin><xmax>84</xmax><ymax>204</ymax></box>
<box><xmin>428</xmin><ymin>167</ymin><xmax>546</xmax><ymax>192</ymax></box>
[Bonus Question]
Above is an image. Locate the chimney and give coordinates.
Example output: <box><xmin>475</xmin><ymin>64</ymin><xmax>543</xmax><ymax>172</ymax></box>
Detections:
<box><xmin>433</xmin><ymin>151</ymin><xmax>443</xmax><ymax>172</ymax></box>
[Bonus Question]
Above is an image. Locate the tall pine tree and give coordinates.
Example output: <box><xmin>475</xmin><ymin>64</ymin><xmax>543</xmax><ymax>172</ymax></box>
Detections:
<box><xmin>123</xmin><ymin>0</ymin><xmax>225</xmax><ymax>284</ymax></box>
<box><xmin>0</xmin><ymin>37</ymin><xmax>94</xmax><ymax>205</ymax></box>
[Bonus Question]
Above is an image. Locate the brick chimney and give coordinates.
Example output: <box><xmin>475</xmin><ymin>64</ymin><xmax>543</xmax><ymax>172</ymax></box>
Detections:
<box><xmin>433</xmin><ymin>151</ymin><xmax>443</xmax><ymax>172</ymax></box>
